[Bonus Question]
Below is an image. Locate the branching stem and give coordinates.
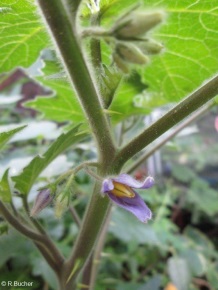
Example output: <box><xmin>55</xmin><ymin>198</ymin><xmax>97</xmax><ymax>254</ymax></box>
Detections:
<box><xmin>0</xmin><ymin>200</ymin><xmax>64</xmax><ymax>268</ymax></box>
<box><xmin>127</xmin><ymin>100</ymin><xmax>215</xmax><ymax>173</ymax></box>
<box><xmin>115</xmin><ymin>75</ymin><xmax>218</xmax><ymax>168</ymax></box>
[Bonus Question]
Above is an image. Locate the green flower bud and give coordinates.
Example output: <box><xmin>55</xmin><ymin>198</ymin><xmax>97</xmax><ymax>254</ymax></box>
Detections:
<box><xmin>116</xmin><ymin>42</ymin><xmax>149</xmax><ymax>65</ymax></box>
<box><xmin>113</xmin><ymin>11</ymin><xmax>164</xmax><ymax>39</ymax></box>
<box><xmin>54</xmin><ymin>192</ymin><xmax>69</xmax><ymax>219</ymax></box>
<box><xmin>113</xmin><ymin>53</ymin><xmax>130</xmax><ymax>73</ymax></box>
<box><xmin>138</xmin><ymin>39</ymin><xmax>163</xmax><ymax>55</ymax></box>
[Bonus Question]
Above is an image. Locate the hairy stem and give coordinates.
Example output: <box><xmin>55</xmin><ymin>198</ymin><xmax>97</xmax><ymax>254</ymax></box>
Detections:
<box><xmin>127</xmin><ymin>100</ymin><xmax>214</xmax><ymax>173</ymax></box>
<box><xmin>63</xmin><ymin>181</ymin><xmax>111</xmax><ymax>288</ymax></box>
<box><xmin>115</xmin><ymin>75</ymin><xmax>218</xmax><ymax>168</ymax></box>
<box><xmin>62</xmin><ymin>0</ymin><xmax>82</xmax><ymax>22</ymax></box>
<box><xmin>90</xmin><ymin>13</ymin><xmax>102</xmax><ymax>69</ymax></box>
<box><xmin>37</xmin><ymin>0</ymin><xmax>116</xmax><ymax>165</ymax></box>
<box><xmin>88</xmin><ymin>209</ymin><xmax>112</xmax><ymax>290</ymax></box>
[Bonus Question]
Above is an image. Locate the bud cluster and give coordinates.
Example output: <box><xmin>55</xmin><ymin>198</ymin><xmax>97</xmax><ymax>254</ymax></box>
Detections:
<box><xmin>110</xmin><ymin>9</ymin><xmax>164</xmax><ymax>72</ymax></box>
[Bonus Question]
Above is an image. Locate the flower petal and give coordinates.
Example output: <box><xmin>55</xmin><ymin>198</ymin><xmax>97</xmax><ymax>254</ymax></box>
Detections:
<box><xmin>107</xmin><ymin>190</ymin><xmax>152</xmax><ymax>223</ymax></box>
<box><xmin>101</xmin><ymin>178</ymin><xmax>114</xmax><ymax>194</ymax></box>
<box><xmin>114</xmin><ymin>173</ymin><xmax>154</xmax><ymax>189</ymax></box>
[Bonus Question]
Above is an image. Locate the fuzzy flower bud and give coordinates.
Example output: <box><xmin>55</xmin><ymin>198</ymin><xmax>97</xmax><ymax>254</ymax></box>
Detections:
<box><xmin>113</xmin><ymin>11</ymin><xmax>164</xmax><ymax>40</ymax></box>
<box><xmin>138</xmin><ymin>39</ymin><xmax>164</xmax><ymax>55</ymax></box>
<box><xmin>113</xmin><ymin>53</ymin><xmax>130</xmax><ymax>73</ymax></box>
<box><xmin>30</xmin><ymin>189</ymin><xmax>53</xmax><ymax>217</ymax></box>
<box><xmin>116</xmin><ymin>42</ymin><xmax>149</xmax><ymax>65</ymax></box>
<box><xmin>54</xmin><ymin>193</ymin><xmax>69</xmax><ymax>219</ymax></box>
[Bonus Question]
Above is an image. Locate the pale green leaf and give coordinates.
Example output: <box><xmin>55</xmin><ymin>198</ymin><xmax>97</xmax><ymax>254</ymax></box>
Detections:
<box><xmin>141</xmin><ymin>0</ymin><xmax>218</xmax><ymax>101</ymax></box>
<box><xmin>188</xmin><ymin>179</ymin><xmax>218</xmax><ymax>216</ymax></box>
<box><xmin>109</xmin><ymin>208</ymin><xmax>160</xmax><ymax>245</ymax></box>
<box><xmin>12</xmin><ymin>125</ymin><xmax>87</xmax><ymax>195</ymax></box>
<box><xmin>206</xmin><ymin>263</ymin><xmax>218</xmax><ymax>290</ymax></box>
<box><xmin>0</xmin><ymin>1</ymin><xmax>49</xmax><ymax>73</ymax></box>
<box><xmin>25</xmin><ymin>59</ymin><xmax>84</xmax><ymax>123</ymax></box>
<box><xmin>168</xmin><ymin>257</ymin><xmax>191</xmax><ymax>290</ymax></box>
<box><xmin>181</xmin><ymin>249</ymin><xmax>207</xmax><ymax>276</ymax></box>
<box><xmin>184</xmin><ymin>226</ymin><xmax>215</xmax><ymax>256</ymax></box>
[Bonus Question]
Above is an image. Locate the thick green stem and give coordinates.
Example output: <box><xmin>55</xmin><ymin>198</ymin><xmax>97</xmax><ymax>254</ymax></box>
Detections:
<box><xmin>37</xmin><ymin>0</ymin><xmax>116</xmax><ymax>164</ymax></box>
<box><xmin>63</xmin><ymin>181</ymin><xmax>111</xmax><ymax>288</ymax></box>
<box><xmin>88</xmin><ymin>209</ymin><xmax>112</xmax><ymax>290</ymax></box>
<box><xmin>115</xmin><ymin>75</ymin><xmax>218</xmax><ymax>168</ymax></box>
<box><xmin>62</xmin><ymin>0</ymin><xmax>82</xmax><ymax>22</ymax></box>
<box><xmin>127</xmin><ymin>100</ymin><xmax>215</xmax><ymax>173</ymax></box>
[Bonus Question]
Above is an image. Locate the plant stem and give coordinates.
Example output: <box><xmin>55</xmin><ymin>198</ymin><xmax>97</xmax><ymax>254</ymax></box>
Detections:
<box><xmin>88</xmin><ymin>209</ymin><xmax>112</xmax><ymax>290</ymax></box>
<box><xmin>82</xmin><ymin>27</ymin><xmax>111</xmax><ymax>39</ymax></box>
<box><xmin>0</xmin><ymin>200</ymin><xmax>47</xmax><ymax>244</ymax></box>
<box><xmin>63</xmin><ymin>182</ymin><xmax>111</xmax><ymax>288</ymax></box>
<box><xmin>89</xmin><ymin>14</ymin><xmax>102</xmax><ymax>69</ymax></box>
<box><xmin>115</xmin><ymin>75</ymin><xmax>218</xmax><ymax>168</ymax></box>
<box><xmin>62</xmin><ymin>0</ymin><xmax>82</xmax><ymax>22</ymax></box>
<box><xmin>37</xmin><ymin>0</ymin><xmax>116</xmax><ymax>165</ymax></box>
<box><xmin>127</xmin><ymin>100</ymin><xmax>214</xmax><ymax>173</ymax></box>
<box><xmin>69</xmin><ymin>206</ymin><xmax>82</xmax><ymax>228</ymax></box>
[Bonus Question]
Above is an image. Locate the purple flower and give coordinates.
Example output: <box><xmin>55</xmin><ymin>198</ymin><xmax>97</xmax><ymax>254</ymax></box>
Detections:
<box><xmin>101</xmin><ymin>173</ymin><xmax>154</xmax><ymax>223</ymax></box>
<box><xmin>30</xmin><ymin>189</ymin><xmax>53</xmax><ymax>217</ymax></box>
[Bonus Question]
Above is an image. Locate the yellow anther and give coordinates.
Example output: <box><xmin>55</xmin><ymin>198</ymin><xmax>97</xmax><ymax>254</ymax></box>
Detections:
<box><xmin>111</xmin><ymin>181</ymin><xmax>135</xmax><ymax>198</ymax></box>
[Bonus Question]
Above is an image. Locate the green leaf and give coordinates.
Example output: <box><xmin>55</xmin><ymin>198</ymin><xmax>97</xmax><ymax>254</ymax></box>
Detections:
<box><xmin>99</xmin><ymin>65</ymin><xmax>122</xmax><ymax>108</ymax></box>
<box><xmin>171</xmin><ymin>164</ymin><xmax>196</xmax><ymax>183</ymax></box>
<box><xmin>0</xmin><ymin>1</ymin><xmax>49</xmax><ymax>73</ymax></box>
<box><xmin>0</xmin><ymin>229</ymin><xmax>34</xmax><ymax>267</ymax></box>
<box><xmin>31</xmin><ymin>257</ymin><xmax>58</xmax><ymax>290</ymax></box>
<box><xmin>109</xmin><ymin>208</ymin><xmax>160</xmax><ymax>245</ymax></box>
<box><xmin>25</xmin><ymin>59</ymin><xmax>84</xmax><ymax>123</ymax></box>
<box><xmin>184</xmin><ymin>226</ymin><xmax>215</xmax><ymax>256</ymax></box>
<box><xmin>0</xmin><ymin>125</ymin><xmax>27</xmax><ymax>151</ymax></box>
<box><xmin>12</xmin><ymin>125</ymin><xmax>87</xmax><ymax>195</ymax></box>
<box><xmin>188</xmin><ymin>179</ymin><xmax>218</xmax><ymax>216</ymax></box>
<box><xmin>167</xmin><ymin>257</ymin><xmax>191</xmax><ymax>290</ymax></box>
<box><xmin>206</xmin><ymin>263</ymin><xmax>218</xmax><ymax>290</ymax></box>
<box><xmin>110</xmin><ymin>73</ymin><xmax>151</xmax><ymax>122</ymax></box>
<box><xmin>141</xmin><ymin>0</ymin><xmax>218</xmax><ymax>101</ymax></box>
<box><xmin>181</xmin><ymin>249</ymin><xmax>207</xmax><ymax>276</ymax></box>
<box><xmin>0</xmin><ymin>169</ymin><xmax>11</xmax><ymax>203</ymax></box>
